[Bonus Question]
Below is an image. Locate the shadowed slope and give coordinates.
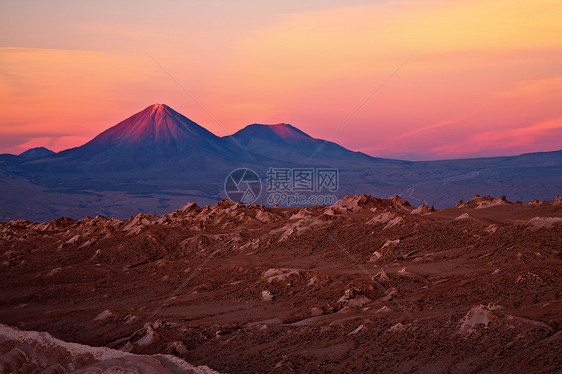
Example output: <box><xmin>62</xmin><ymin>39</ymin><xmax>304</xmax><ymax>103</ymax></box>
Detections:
<box><xmin>226</xmin><ymin>123</ymin><xmax>381</xmax><ymax>164</ymax></box>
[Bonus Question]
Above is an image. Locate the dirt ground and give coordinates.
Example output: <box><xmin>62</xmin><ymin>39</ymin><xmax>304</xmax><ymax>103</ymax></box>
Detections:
<box><xmin>1</xmin><ymin>195</ymin><xmax>561</xmax><ymax>373</ymax></box>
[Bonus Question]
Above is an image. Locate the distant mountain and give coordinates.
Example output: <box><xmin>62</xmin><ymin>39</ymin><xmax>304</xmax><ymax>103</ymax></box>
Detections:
<box><xmin>0</xmin><ymin>103</ymin><xmax>560</xmax><ymax>221</ymax></box>
<box><xmin>227</xmin><ymin>123</ymin><xmax>377</xmax><ymax>164</ymax></box>
<box><xmin>19</xmin><ymin>147</ymin><xmax>55</xmax><ymax>159</ymax></box>
<box><xmin>81</xmin><ymin>104</ymin><xmax>224</xmax><ymax>150</ymax></box>
<box><xmin>56</xmin><ymin>104</ymin><xmax>244</xmax><ymax>170</ymax></box>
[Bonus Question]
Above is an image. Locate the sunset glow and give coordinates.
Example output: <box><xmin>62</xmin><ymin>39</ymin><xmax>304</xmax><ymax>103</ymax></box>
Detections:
<box><xmin>1</xmin><ymin>0</ymin><xmax>561</xmax><ymax>159</ymax></box>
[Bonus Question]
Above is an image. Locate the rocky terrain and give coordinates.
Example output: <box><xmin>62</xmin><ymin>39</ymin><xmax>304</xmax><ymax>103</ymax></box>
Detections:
<box><xmin>0</xmin><ymin>194</ymin><xmax>561</xmax><ymax>373</ymax></box>
<box><xmin>0</xmin><ymin>323</ymin><xmax>218</xmax><ymax>373</ymax></box>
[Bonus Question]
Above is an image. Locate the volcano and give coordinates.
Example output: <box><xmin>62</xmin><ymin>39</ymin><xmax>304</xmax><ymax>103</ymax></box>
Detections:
<box><xmin>57</xmin><ymin>104</ymin><xmax>244</xmax><ymax>169</ymax></box>
<box><xmin>226</xmin><ymin>123</ymin><xmax>376</xmax><ymax>163</ymax></box>
<box><xmin>85</xmin><ymin>104</ymin><xmax>221</xmax><ymax>149</ymax></box>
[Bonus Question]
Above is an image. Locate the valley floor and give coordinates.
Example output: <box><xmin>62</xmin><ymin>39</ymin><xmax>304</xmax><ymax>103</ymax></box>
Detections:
<box><xmin>0</xmin><ymin>195</ymin><xmax>561</xmax><ymax>373</ymax></box>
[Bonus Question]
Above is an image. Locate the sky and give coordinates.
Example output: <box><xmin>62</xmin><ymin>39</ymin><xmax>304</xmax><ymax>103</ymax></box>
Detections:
<box><xmin>1</xmin><ymin>0</ymin><xmax>561</xmax><ymax>160</ymax></box>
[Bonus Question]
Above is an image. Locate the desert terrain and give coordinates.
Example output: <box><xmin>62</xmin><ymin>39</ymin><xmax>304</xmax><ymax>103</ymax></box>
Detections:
<box><xmin>0</xmin><ymin>194</ymin><xmax>561</xmax><ymax>373</ymax></box>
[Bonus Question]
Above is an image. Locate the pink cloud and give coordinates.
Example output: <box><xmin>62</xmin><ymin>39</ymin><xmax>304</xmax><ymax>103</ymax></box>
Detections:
<box><xmin>430</xmin><ymin>117</ymin><xmax>562</xmax><ymax>156</ymax></box>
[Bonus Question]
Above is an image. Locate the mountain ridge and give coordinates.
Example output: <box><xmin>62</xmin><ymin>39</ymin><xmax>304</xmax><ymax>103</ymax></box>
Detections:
<box><xmin>2</xmin><ymin>103</ymin><xmax>381</xmax><ymax>170</ymax></box>
<box><xmin>2</xmin><ymin>103</ymin><xmax>560</xmax><ymax>163</ymax></box>
<box><xmin>0</xmin><ymin>103</ymin><xmax>560</xmax><ymax>221</ymax></box>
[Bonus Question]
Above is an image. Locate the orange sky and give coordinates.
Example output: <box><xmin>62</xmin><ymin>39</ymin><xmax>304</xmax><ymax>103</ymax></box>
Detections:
<box><xmin>1</xmin><ymin>0</ymin><xmax>561</xmax><ymax>160</ymax></box>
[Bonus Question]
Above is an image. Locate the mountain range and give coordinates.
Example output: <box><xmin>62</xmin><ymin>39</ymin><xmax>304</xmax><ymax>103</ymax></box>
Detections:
<box><xmin>0</xmin><ymin>103</ymin><xmax>561</xmax><ymax>221</ymax></box>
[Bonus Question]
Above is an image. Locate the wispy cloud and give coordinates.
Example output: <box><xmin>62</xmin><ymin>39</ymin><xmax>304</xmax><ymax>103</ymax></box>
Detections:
<box><xmin>431</xmin><ymin>117</ymin><xmax>562</xmax><ymax>155</ymax></box>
